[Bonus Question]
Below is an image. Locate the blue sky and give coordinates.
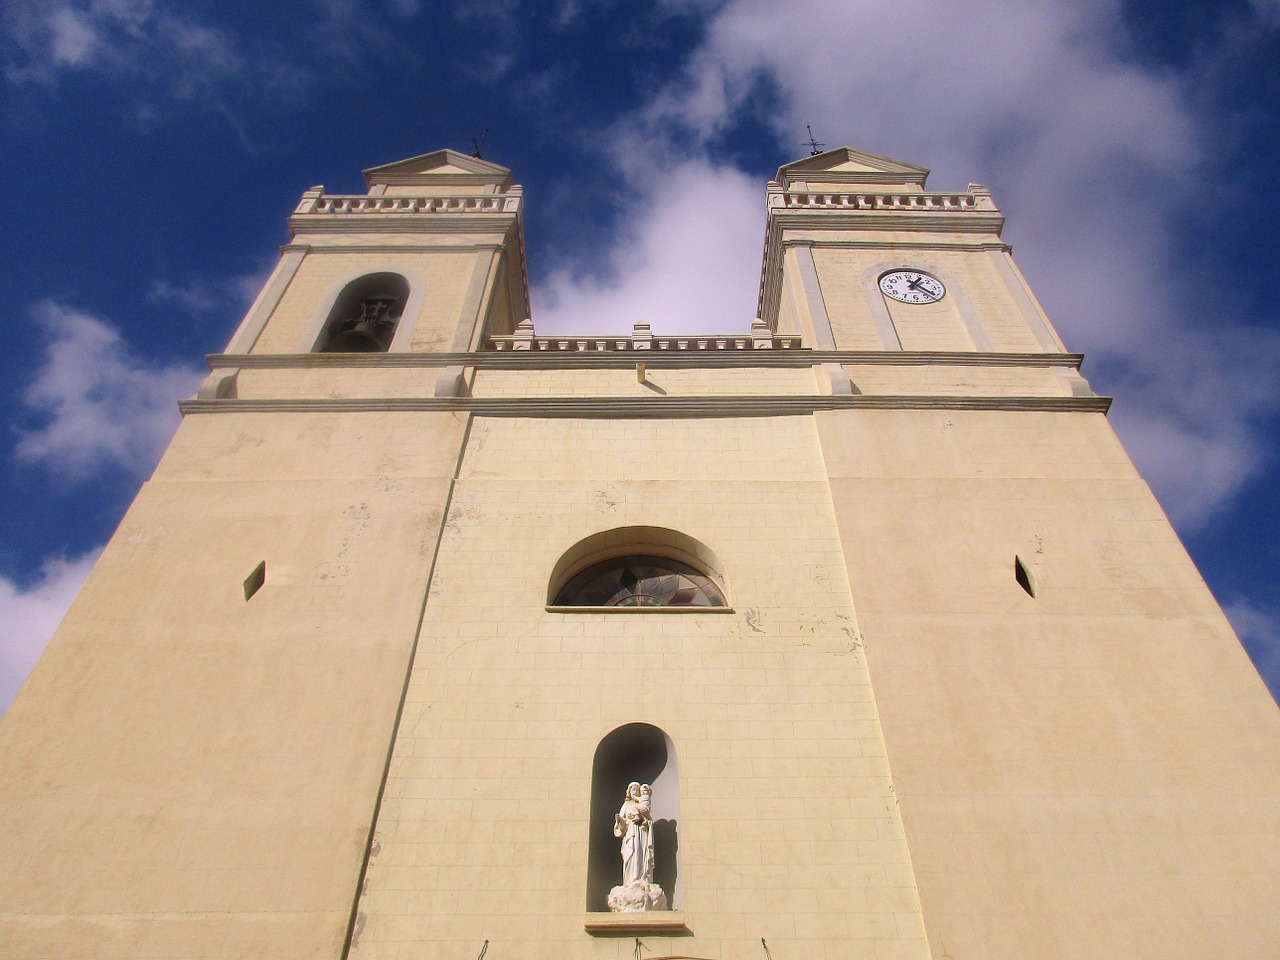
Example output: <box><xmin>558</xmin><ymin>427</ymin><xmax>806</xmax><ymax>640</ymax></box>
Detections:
<box><xmin>1</xmin><ymin>0</ymin><xmax>1278</xmax><ymax>711</ymax></box>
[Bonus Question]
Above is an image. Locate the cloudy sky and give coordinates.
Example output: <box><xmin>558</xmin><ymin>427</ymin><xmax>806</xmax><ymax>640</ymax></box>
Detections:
<box><xmin>1</xmin><ymin>0</ymin><xmax>1278</xmax><ymax>711</ymax></box>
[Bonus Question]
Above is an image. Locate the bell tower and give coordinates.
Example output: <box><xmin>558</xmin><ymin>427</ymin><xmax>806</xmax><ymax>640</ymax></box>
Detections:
<box><xmin>1</xmin><ymin>146</ymin><xmax>1278</xmax><ymax>960</ymax></box>
<box><xmin>761</xmin><ymin>147</ymin><xmax>1280</xmax><ymax>960</ymax></box>
<box><xmin>0</xmin><ymin>148</ymin><xmax>531</xmax><ymax>960</ymax></box>
<box><xmin>226</xmin><ymin>147</ymin><xmax>527</xmax><ymax>390</ymax></box>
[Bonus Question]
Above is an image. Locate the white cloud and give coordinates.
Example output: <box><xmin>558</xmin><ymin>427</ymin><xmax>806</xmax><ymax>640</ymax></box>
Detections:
<box><xmin>14</xmin><ymin>302</ymin><xmax>204</xmax><ymax>481</ymax></box>
<box><xmin>148</xmin><ymin>279</ymin><xmax>222</xmax><ymax>314</ymax></box>
<box><xmin>537</xmin><ymin>0</ymin><xmax>1280</xmax><ymax>530</ymax></box>
<box><xmin>46</xmin><ymin>6</ymin><xmax>97</xmax><ymax>67</ymax></box>
<box><xmin>148</xmin><ymin>269</ymin><xmax>268</xmax><ymax>316</ymax></box>
<box><xmin>0</xmin><ymin>549</ymin><xmax>99</xmax><ymax>716</ymax></box>
<box><xmin>535</xmin><ymin>160</ymin><xmax>763</xmax><ymax>334</ymax></box>
<box><xmin>1</xmin><ymin>0</ymin><xmax>287</xmax><ymax>104</ymax></box>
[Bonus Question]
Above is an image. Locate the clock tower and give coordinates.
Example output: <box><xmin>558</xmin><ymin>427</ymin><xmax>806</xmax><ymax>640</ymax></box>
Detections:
<box><xmin>0</xmin><ymin>146</ymin><xmax>1277</xmax><ymax>960</ymax></box>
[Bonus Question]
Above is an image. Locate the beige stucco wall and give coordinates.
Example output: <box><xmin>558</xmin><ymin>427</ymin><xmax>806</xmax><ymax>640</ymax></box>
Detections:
<box><xmin>883</xmin><ymin>296</ymin><xmax>973</xmax><ymax>352</ymax></box>
<box><xmin>800</xmin><ymin>180</ymin><xmax>923</xmax><ymax>193</ymax></box>
<box><xmin>248</xmin><ymin>250</ymin><xmax>479</xmax><ymax>355</ymax></box>
<box><xmin>468</xmin><ymin>366</ymin><xmax>816</xmax><ymax>398</ymax></box>
<box><xmin>808</xmin><ymin>247</ymin><xmax>1047</xmax><ymax>354</ymax></box>
<box><xmin>841</xmin><ymin>364</ymin><xmax>1071</xmax><ymax>398</ymax></box>
<box><xmin>383</xmin><ymin>184</ymin><xmax>494</xmax><ymax>196</ymax></box>
<box><xmin>350</xmin><ymin>413</ymin><xmax>932</xmax><ymax>960</ymax></box>
<box><xmin>0</xmin><ymin>411</ymin><xmax>466</xmax><ymax>958</ymax></box>
<box><xmin>817</xmin><ymin>408</ymin><xmax>1280</xmax><ymax>960</ymax></box>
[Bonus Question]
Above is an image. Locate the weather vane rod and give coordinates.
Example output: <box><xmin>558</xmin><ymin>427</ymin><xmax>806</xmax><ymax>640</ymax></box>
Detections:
<box><xmin>471</xmin><ymin>127</ymin><xmax>489</xmax><ymax>160</ymax></box>
<box><xmin>804</xmin><ymin>125</ymin><xmax>825</xmax><ymax>156</ymax></box>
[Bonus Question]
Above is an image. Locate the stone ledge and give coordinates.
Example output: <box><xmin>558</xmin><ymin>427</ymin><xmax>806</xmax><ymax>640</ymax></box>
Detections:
<box><xmin>546</xmin><ymin>605</ymin><xmax>735</xmax><ymax>615</ymax></box>
<box><xmin>584</xmin><ymin>912</ymin><xmax>690</xmax><ymax>937</ymax></box>
<box><xmin>769</xmin><ymin>210</ymin><xmax>1005</xmax><ymax>234</ymax></box>
<box><xmin>288</xmin><ymin>215</ymin><xmax>517</xmax><ymax>235</ymax></box>
<box><xmin>206</xmin><ymin>350</ymin><xmax>1085</xmax><ymax>370</ymax></box>
<box><xmin>180</xmin><ymin>394</ymin><xmax>1113</xmax><ymax>417</ymax></box>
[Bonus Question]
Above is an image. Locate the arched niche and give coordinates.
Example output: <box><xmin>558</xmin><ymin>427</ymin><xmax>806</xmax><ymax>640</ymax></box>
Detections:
<box><xmin>312</xmin><ymin>272</ymin><xmax>410</xmax><ymax>353</ymax></box>
<box><xmin>548</xmin><ymin>526</ymin><xmax>728</xmax><ymax>608</ymax></box>
<box><xmin>588</xmin><ymin>723</ymin><xmax>681</xmax><ymax>911</ymax></box>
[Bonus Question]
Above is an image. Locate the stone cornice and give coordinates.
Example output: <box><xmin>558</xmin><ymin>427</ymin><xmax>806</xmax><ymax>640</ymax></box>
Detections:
<box><xmin>289</xmin><ymin>190</ymin><xmax>522</xmax><ymax>236</ymax></box>
<box><xmin>779</xmin><ymin>238</ymin><xmax>1012</xmax><ymax>253</ymax></box>
<box><xmin>766</xmin><ymin>189</ymin><xmax>1004</xmax><ymax>234</ymax></box>
<box><xmin>281</xmin><ymin>242</ymin><xmax>509</xmax><ymax>254</ymax></box>
<box><xmin>309</xmin><ymin>194</ymin><xmax>521</xmax><ymax>214</ymax></box>
<box><xmin>179</xmin><ymin>394</ymin><xmax>1111</xmax><ymax>417</ymax></box>
<box><xmin>207</xmin><ymin>350</ymin><xmax>1086</xmax><ymax>371</ymax></box>
<box><xmin>769</xmin><ymin>209</ymin><xmax>1006</xmax><ymax>235</ymax></box>
<box><xmin>290</xmin><ymin>215</ymin><xmax>520</xmax><ymax>236</ymax></box>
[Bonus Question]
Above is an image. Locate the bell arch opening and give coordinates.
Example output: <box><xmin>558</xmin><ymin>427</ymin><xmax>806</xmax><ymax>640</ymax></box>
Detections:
<box><xmin>548</xmin><ymin>526</ymin><xmax>728</xmax><ymax>609</ymax></box>
<box><xmin>587</xmin><ymin>723</ymin><xmax>681</xmax><ymax>912</ymax></box>
<box><xmin>312</xmin><ymin>272</ymin><xmax>410</xmax><ymax>353</ymax></box>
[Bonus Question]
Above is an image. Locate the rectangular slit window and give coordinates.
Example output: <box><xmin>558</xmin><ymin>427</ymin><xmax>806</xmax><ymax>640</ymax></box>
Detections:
<box><xmin>1015</xmin><ymin>556</ymin><xmax>1035</xmax><ymax>598</ymax></box>
<box><xmin>244</xmin><ymin>561</ymin><xmax>266</xmax><ymax>601</ymax></box>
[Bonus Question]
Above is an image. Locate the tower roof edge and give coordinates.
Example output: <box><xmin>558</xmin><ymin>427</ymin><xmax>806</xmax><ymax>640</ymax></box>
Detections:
<box><xmin>776</xmin><ymin>147</ymin><xmax>929</xmax><ymax>188</ymax></box>
<box><xmin>363</xmin><ymin>149</ymin><xmax>514</xmax><ymax>188</ymax></box>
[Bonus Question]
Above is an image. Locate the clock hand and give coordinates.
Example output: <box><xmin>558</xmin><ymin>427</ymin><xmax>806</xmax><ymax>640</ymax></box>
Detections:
<box><xmin>906</xmin><ymin>276</ymin><xmax>935</xmax><ymax>298</ymax></box>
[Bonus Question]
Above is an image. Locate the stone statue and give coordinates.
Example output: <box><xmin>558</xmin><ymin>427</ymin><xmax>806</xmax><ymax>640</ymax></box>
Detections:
<box><xmin>607</xmin><ymin>781</ymin><xmax>668</xmax><ymax>912</ymax></box>
<box><xmin>615</xmin><ymin>781</ymin><xmax>652</xmax><ymax>885</ymax></box>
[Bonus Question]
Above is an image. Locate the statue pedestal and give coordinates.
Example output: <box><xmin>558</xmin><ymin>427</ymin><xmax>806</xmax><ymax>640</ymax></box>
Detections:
<box><xmin>607</xmin><ymin>881</ymin><xmax>668</xmax><ymax>913</ymax></box>
<box><xmin>584</xmin><ymin>911</ymin><xmax>688</xmax><ymax>936</ymax></box>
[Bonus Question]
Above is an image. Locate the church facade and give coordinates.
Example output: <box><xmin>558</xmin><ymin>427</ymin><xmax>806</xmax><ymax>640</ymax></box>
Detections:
<box><xmin>1</xmin><ymin>147</ymin><xmax>1277</xmax><ymax>960</ymax></box>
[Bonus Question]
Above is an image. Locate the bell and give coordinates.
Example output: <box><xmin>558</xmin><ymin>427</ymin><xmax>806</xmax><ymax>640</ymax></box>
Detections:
<box><xmin>326</xmin><ymin>327</ymin><xmax>388</xmax><ymax>353</ymax></box>
<box><xmin>322</xmin><ymin>294</ymin><xmax>400</xmax><ymax>353</ymax></box>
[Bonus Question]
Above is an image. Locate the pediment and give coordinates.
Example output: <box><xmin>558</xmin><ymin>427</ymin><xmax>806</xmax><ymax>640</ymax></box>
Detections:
<box><xmin>363</xmin><ymin>149</ymin><xmax>513</xmax><ymax>188</ymax></box>
<box><xmin>776</xmin><ymin>147</ymin><xmax>929</xmax><ymax>188</ymax></box>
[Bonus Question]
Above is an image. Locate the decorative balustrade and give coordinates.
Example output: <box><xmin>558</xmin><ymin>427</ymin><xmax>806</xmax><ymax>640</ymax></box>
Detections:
<box><xmin>298</xmin><ymin>191</ymin><xmax>984</xmax><ymax>217</ymax></box>
<box><xmin>776</xmin><ymin>191</ymin><xmax>981</xmax><ymax>211</ymax></box>
<box><xmin>296</xmin><ymin>194</ymin><xmax>518</xmax><ymax>215</ymax></box>
<box><xmin>489</xmin><ymin>334</ymin><xmax>802</xmax><ymax>352</ymax></box>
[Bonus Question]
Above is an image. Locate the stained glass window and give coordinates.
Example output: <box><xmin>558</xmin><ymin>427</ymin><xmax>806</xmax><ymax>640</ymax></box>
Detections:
<box><xmin>553</xmin><ymin>555</ymin><xmax>726</xmax><ymax>608</ymax></box>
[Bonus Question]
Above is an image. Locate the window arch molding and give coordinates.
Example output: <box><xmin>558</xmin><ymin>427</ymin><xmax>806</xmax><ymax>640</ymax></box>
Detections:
<box><xmin>547</xmin><ymin>526</ymin><xmax>730</xmax><ymax>610</ymax></box>
<box><xmin>295</xmin><ymin>264</ymin><xmax>427</xmax><ymax>353</ymax></box>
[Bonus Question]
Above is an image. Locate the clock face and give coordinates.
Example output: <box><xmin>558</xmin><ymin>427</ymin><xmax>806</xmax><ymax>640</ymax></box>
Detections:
<box><xmin>879</xmin><ymin>270</ymin><xmax>945</xmax><ymax>304</ymax></box>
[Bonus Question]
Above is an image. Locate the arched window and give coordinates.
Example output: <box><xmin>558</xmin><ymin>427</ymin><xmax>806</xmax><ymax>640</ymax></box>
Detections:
<box><xmin>588</xmin><ymin>723</ymin><xmax>681</xmax><ymax>912</ymax></box>
<box><xmin>548</xmin><ymin>526</ymin><xmax>729</xmax><ymax>610</ymax></box>
<box><xmin>312</xmin><ymin>272</ymin><xmax>410</xmax><ymax>353</ymax></box>
<box><xmin>555</xmin><ymin>556</ymin><xmax>725</xmax><ymax>607</ymax></box>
